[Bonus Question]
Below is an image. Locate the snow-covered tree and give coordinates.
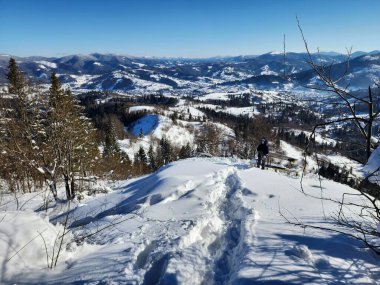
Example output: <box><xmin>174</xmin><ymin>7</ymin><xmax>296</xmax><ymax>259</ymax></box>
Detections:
<box><xmin>103</xmin><ymin>119</ymin><xmax>120</xmax><ymax>156</ymax></box>
<box><xmin>45</xmin><ymin>73</ymin><xmax>99</xmax><ymax>200</ymax></box>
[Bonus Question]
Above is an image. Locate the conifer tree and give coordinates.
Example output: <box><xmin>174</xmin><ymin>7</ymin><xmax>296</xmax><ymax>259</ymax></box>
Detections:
<box><xmin>1</xmin><ymin>59</ymin><xmax>58</xmax><ymax>198</ymax></box>
<box><xmin>103</xmin><ymin>119</ymin><xmax>120</xmax><ymax>156</ymax></box>
<box><xmin>160</xmin><ymin>136</ymin><xmax>173</xmax><ymax>164</ymax></box>
<box><xmin>134</xmin><ymin>146</ymin><xmax>148</xmax><ymax>175</ymax></box>
<box><xmin>179</xmin><ymin>143</ymin><xmax>192</xmax><ymax>159</ymax></box>
<box><xmin>137</xmin><ymin>146</ymin><xmax>148</xmax><ymax>165</ymax></box>
<box><xmin>7</xmin><ymin>58</ymin><xmax>26</xmax><ymax>98</ymax></box>
<box><xmin>46</xmin><ymin>73</ymin><xmax>99</xmax><ymax>200</ymax></box>
<box><xmin>148</xmin><ymin>144</ymin><xmax>156</xmax><ymax>170</ymax></box>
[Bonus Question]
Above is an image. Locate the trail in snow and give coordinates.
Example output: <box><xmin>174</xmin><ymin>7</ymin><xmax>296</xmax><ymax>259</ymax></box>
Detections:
<box><xmin>1</xmin><ymin>158</ymin><xmax>379</xmax><ymax>284</ymax></box>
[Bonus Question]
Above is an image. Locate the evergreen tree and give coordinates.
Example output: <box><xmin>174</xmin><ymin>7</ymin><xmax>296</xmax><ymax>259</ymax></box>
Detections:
<box><xmin>160</xmin><ymin>137</ymin><xmax>173</xmax><ymax>164</ymax></box>
<box><xmin>7</xmin><ymin>58</ymin><xmax>26</xmax><ymax>97</ymax></box>
<box><xmin>148</xmin><ymin>144</ymin><xmax>156</xmax><ymax>170</ymax></box>
<box><xmin>1</xmin><ymin>59</ymin><xmax>58</xmax><ymax>198</ymax></box>
<box><xmin>136</xmin><ymin>146</ymin><xmax>148</xmax><ymax>165</ymax></box>
<box><xmin>179</xmin><ymin>143</ymin><xmax>192</xmax><ymax>159</ymax></box>
<box><xmin>103</xmin><ymin>119</ymin><xmax>120</xmax><ymax>156</ymax></box>
<box><xmin>134</xmin><ymin>146</ymin><xmax>149</xmax><ymax>175</ymax></box>
<box><xmin>46</xmin><ymin>74</ymin><xmax>99</xmax><ymax>200</ymax></box>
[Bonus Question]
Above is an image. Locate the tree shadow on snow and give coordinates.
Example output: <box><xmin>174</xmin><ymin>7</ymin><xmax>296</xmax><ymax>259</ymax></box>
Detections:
<box><xmin>236</xmin><ymin>233</ymin><xmax>379</xmax><ymax>285</ymax></box>
<box><xmin>65</xmin><ymin>164</ymin><xmax>175</xmax><ymax>228</ymax></box>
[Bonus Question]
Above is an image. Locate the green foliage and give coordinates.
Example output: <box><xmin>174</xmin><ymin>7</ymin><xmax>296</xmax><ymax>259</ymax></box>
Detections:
<box><xmin>179</xmin><ymin>143</ymin><xmax>192</xmax><ymax>159</ymax></box>
<box><xmin>103</xmin><ymin>120</ymin><xmax>120</xmax><ymax>156</ymax></box>
<box><xmin>7</xmin><ymin>58</ymin><xmax>26</xmax><ymax>97</ymax></box>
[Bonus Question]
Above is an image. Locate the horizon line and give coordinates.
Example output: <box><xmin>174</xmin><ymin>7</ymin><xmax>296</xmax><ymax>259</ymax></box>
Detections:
<box><xmin>1</xmin><ymin>49</ymin><xmax>379</xmax><ymax>60</ymax></box>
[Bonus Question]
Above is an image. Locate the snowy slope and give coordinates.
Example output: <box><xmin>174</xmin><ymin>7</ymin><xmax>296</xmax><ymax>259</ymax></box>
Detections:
<box><xmin>130</xmin><ymin>114</ymin><xmax>194</xmax><ymax>146</ymax></box>
<box><xmin>363</xmin><ymin>146</ymin><xmax>380</xmax><ymax>184</ymax></box>
<box><xmin>1</xmin><ymin>158</ymin><xmax>379</xmax><ymax>284</ymax></box>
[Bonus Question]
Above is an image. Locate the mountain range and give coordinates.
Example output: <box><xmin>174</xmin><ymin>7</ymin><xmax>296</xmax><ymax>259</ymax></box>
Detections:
<box><xmin>1</xmin><ymin>50</ymin><xmax>379</xmax><ymax>93</ymax></box>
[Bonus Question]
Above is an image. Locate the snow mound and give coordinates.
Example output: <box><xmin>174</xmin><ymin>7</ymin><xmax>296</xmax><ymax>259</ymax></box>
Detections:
<box><xmin>286</xmin><ymin>244</ymin><xmax>313</xmax><ymax>261</ymax></box>
<box><xmin>0</xmin><ymin>211</ymin><xmax>70</xmax><ymax>279</ymax></box>
<box><xmin>363</xmin><ymin>146</ymin><xmax>380</xmax><ymax>184</ymax></box>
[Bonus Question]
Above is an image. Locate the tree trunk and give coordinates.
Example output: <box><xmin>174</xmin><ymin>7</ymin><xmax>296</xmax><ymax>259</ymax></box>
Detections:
<box><xmin>367</xmin><ymin>86</ymin><xmax>374</xmax><ymax>160</ymax></box>
<box><xmin>70</xmin><ymin>177</ymin><xmax>75</xmax><ymax>200</ymax></box>
<box><xmin>49</xmin><ymin>182</ymin><xmax>58</xmax><ymax>201</ymax></box>
<box><xmin>64</xmin><ymin>175</ymin><xmax>71</xmax><ymax>200</ymax></box>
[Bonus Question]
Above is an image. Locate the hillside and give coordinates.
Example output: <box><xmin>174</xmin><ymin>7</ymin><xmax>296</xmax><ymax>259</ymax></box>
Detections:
<box><xmin>0</xmin><ymin>158</ymin><xmax>378</xmax><ymax>284</ymax></box>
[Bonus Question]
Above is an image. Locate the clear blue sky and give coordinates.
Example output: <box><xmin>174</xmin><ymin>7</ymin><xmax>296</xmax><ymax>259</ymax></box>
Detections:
<box><xmin>1</xmin><ymin>0</ymin><xmax>379</xmax><ymax>57</ymax></box>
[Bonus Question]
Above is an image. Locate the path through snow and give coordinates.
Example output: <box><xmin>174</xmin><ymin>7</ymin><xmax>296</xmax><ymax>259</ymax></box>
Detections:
<box><xmin>1</xmin><ymin>158</ymin><xmax>379</xmax><ymax>284</ymax></box>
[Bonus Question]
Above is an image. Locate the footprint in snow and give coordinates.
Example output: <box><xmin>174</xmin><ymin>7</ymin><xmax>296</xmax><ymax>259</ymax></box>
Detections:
<box><xmin>285</xmin><ymin>244</ymin><xmax>313</xmax><ymax>262</ymax></box>
<box><xmin>241</xmin><ymin>188</ymin><xmax>258</xmax><ymax>196</ymax></box>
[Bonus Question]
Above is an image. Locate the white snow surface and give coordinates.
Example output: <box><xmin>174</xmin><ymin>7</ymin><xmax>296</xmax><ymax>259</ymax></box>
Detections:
<box><xmin>128</xmin><ymin>105</ymin><xmax>156</xmax><ymax>113</ymax></box>
<box><xmin>121</xmin><ymin>114</ymin><xmax>194</xmax><ymax>159</ymax></box>
<box><xmin>363</xmin><ymin>146</ymin><xmax>380</xmax><ymax>184</ymax></box>
<box><xmin>260</xmin><ymin>64</ymin><xmax>278</xmax><ymax>76</ymax></box>
<box><xmin>198</xmin><ymin>92</ymin><xmax>241</xmax><ymax>101</ymax></box>
<box><xmin>1</xmin><ymin>158</ymin><xmax>379</xmax><ymax>284</ymax></box>
<box><xmin>34</xmin><ymin>61</ymin><xmax>57</xmax><ymax>69</ymax></box>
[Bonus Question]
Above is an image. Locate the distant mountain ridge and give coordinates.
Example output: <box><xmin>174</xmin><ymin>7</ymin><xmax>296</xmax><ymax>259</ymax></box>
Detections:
<box><xmin>0</xmin><ymin>50</ymin><xmax>379</xmax><ymax>93</ymax></box>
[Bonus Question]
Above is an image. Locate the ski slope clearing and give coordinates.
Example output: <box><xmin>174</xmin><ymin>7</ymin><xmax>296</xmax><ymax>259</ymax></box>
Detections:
<box><xmin>1</xmin><ymin>158</ymin><xmax>379</xmax><ymax>284</ymax></box>
<box><xmin>129</xmin><ymin>114</ymin><xmax>194</xmax><ymax>145</ymax></box>
<box><xmin>128</xmin><ymin>106</ymin><xmax>156</xmax><ymax>113</ymax></box>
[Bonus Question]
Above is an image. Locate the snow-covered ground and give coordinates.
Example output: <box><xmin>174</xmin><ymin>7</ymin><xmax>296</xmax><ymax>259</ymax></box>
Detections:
<box><xmin>363</xmin><ymin>146</ymin><xmax>380</xmax><ymax>184</ymax></box>
<box><xmin>130</xmin><ymin>114</ymin><xmax>194</xmax><ymax>146</ymax></box>
<box><xmin>0</xmin><ymin>157</ymin><xmax>379</xmax><ymax>284</ymax></box>
<box><xmin>128</xmin><ymin>106</ymin><xmax>156</xmax><ymax>113</ymax></box>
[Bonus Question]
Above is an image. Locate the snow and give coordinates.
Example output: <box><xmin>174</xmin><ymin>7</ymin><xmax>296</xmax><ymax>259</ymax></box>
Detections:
<box><xmin>0</xmin><ymin>211</ymin><xmax>71</xmax><ymax>279</ymax></box>
<box><xmin>112</xmin><ymin>71</ymin><xmax>171</xmax><ymax>91</ymax></box>
<box><xmin>128</xmin><ymin>105</ymin><xmax>156</xmax><ymax>113</ymax></box>
<box><xmin>292</xmin><ymin>129</ymin><xmax>337</xmax><ymax>146</ymax></box>
<box><xmin>198</xmin><ymin>92</ymin><xmax>240</xmax><ymax>101</ymax></box>
<box><xmin>130</xmin><ymin>114</ymin><xmax>159</xmax><ymax>136</ymax></box>
<box><xmin>92</xmin><ymin>61</ymin><xmax>103</xmax><ymax>66</ymax></box>
<box><xmin>1</xmin><ymin>158</ymin><xmax>379</xmax><ymax>284</ymax></box>
<box><xmin>260</xmin><ymin>64</ymin><xmax>278</xmax><ymax>76</ymax></box>
<box><xmin>132</xmin><ymin>62</ymin><xmax>146</xmax><ymax>68</ymax></box>
<box><xmin>363</xmin><ymin>55</ymin><xmax>380</xmax><ymax>61</ymax></box>
<box><xmin>169</xmin><ymin>105</ymin><xmax>206</xmax><ymax>119</ymax></box>
<box><xmin>280</xmin><ymin>140</ymin><xmax>318</xmax><ymax>171</ymax></box>
<box><xmin>34</xmin><ymin>61</ymin><xmax>57</xmax><ymax>69</ymax></box>
<box><xmin>121</xmin><ymin>114</ymin><xmax>195</xmax><ymax>159</ymax></box>
<box><xmin>69</xmin><ymin>74</ymin><xmax>100</xmax><ymax>86</ymax></box>
<box><xmin>363</xmin><ymin>146</ymin><xmax>380</xmax><ymax>184</ymax></box>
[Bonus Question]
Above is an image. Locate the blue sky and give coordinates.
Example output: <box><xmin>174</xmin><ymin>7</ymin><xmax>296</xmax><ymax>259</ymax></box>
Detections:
<box><xmin>1</xmin><ymin>0</ymin><xmax>379</xmax><ymax>57</ymax></box>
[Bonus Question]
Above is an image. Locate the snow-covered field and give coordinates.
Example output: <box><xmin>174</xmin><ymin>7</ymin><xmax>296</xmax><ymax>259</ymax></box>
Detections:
<box><xmin>0</xmin><ymin>157</ymin><xmax>379</xmax><ymax>284</ymax></box>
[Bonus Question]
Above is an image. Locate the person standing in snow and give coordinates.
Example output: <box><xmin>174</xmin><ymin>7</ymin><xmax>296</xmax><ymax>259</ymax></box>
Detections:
<box><xmin>256</xmin><ymin>138</ymin><xmax>269</xmax><ymax>169</ymax></box>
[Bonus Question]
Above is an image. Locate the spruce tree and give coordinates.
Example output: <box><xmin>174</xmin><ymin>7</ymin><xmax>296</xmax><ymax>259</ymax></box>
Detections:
<box><xmin>137</xmin><ymin>146</ymin><xmax>148</xmax><ymax>165</ymax></box>
<box><xmin>1</xmin><ymin>59</ymin><xmax>57</xmax><ymax>198</ymax></box>
<box><xmin>179</xmin><ymin>143</ymin><xmax>192</xmax><ymax>159</ymax></box>
<box><xmin>7</xmin><ymin>58</ymin><xmax>26</xmax><ymax>97</ymax></box>
<box><xmin>160</xmin><ymin>137</ymin><xmax>173</xmax><ymax>164</ymax></box>
<box><xmin>104</xmin><ymin>119</ymin><xmax>120</xmax><ymax>156</ymax></box>
<box><xmin>148</xmin><ymin>144</ymin><xmax>156</xmax><ymax>170</ymax></box>
<box><xmin>46</xmin><ymin>74</ymin><xmax>99</xmax><ymax>200</ymax></box>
